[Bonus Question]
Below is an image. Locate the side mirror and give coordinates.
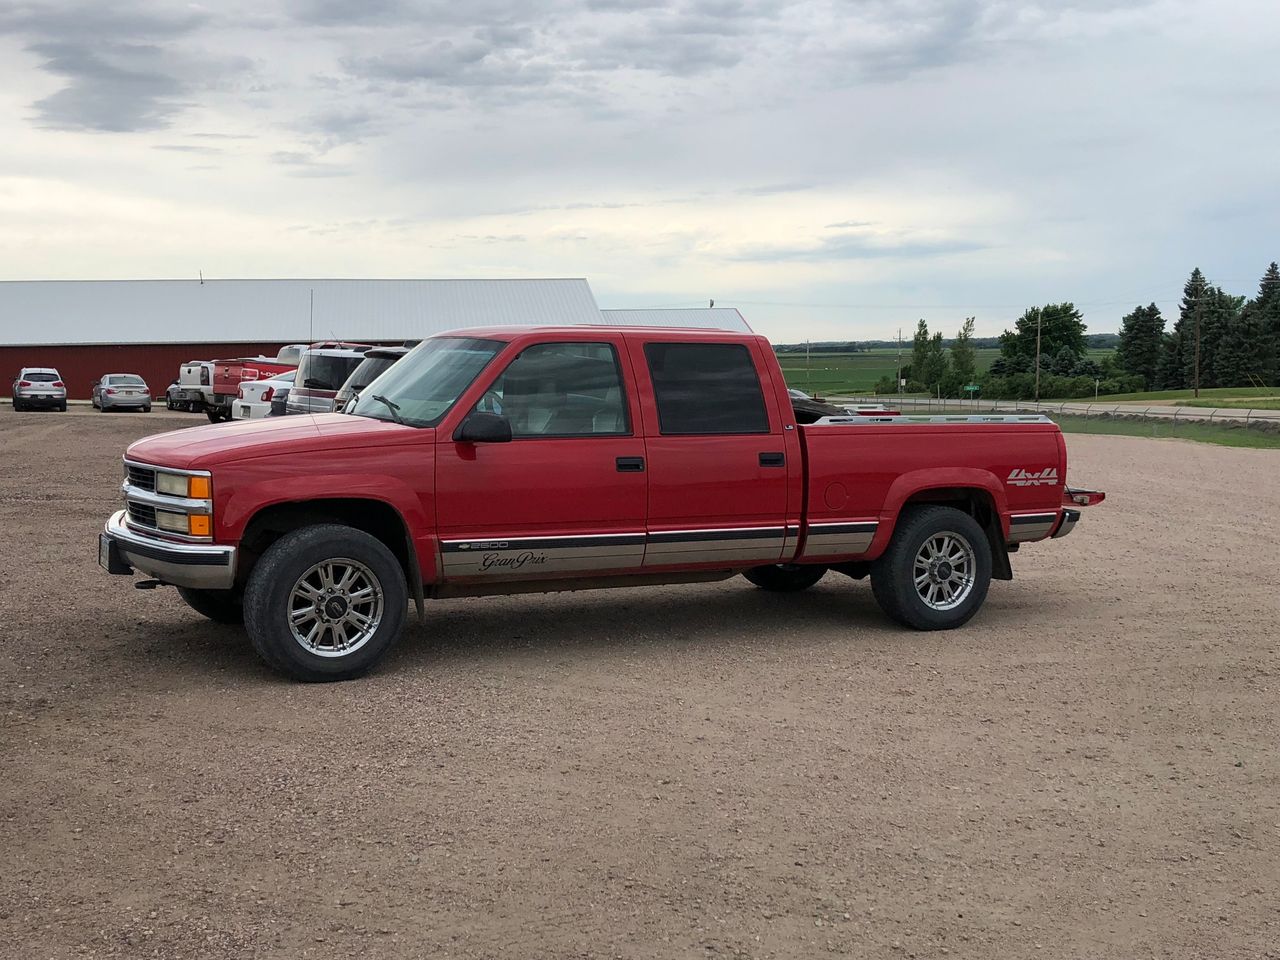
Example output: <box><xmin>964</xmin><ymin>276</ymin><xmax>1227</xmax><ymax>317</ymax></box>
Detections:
<box><xmin>453</xmin><ymin>412</ymin><xmax>512</xmax><ymax>443</ymax></box>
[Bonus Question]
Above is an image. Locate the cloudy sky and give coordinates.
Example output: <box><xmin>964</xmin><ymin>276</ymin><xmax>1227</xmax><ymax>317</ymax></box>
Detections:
<box><xmin>1</xmin><ymin>0</ymin><xmax>1276</xmax><ymax>341</ymax></box>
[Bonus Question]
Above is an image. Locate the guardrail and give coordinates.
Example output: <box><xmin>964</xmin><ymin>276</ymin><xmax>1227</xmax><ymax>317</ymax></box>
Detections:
<box><xmin>830</xmin><ymin>395</ymin><xmax>1280</xmax><ymax>425</ymax></box>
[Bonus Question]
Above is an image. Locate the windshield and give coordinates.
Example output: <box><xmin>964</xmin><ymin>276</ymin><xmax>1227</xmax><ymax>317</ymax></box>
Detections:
<box><xmin>296</xmin><ymin>353</ymin><xmax>365</xmax><ymax>392</ymax></box>
<box><xmin>349</xmin><ymin>337</ymin><xmax>504</xmax><ymax>427</ymax></box>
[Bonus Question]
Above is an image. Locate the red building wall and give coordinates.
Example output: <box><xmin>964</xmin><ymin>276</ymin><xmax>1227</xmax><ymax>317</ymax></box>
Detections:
<box><xmin>2</xmin><ymin>343</ymin><xmax>292</xmax><ymax>400</ymax></box>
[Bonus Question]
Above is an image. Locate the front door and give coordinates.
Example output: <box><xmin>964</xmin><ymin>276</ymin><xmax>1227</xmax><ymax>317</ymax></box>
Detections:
<box><xmin>435</xmin><ymin>338</ymin><xmax>648</xmax><ymax>582</ymax></box>
<box><xmin>628</xmin><ymin>337</ymin><xmax>796</xmax><ymax>568</ymax></box>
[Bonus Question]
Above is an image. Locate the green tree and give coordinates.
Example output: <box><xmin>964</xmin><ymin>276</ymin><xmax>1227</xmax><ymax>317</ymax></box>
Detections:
<box><xmin>920</xmin><ymin>331</ymin><xmax>949</xmax><ymax>393</ymax></box>
<box><xmin>1170</xmin><ymin>268</ymin><xmax>1209</xmax><ymax>389</ymax></box>
<box><xmin>1114</xmin><ymin>303</ymin><xmax>1165</xmax><ymax>389</ymax></box>
<box><xmin>999</xmin><ymin>303</ymin><xmax>1088</xmax><ymax>368</ymax></box>
<box><xmin>1251</xmin><ymin>261</ymin><xmax>1280</xmax><ymax>384</ymax></box>
<box><xmin>950</xmin><ymin>316</ymin><xmax>977</xmax><ymax>385</ymax></box>
<box><xmin>1214</xmin><ymin>307</ymin><xmax>1267</xmax><ymax>387</ymax></box>
<box><xmin>910</xmin><ymin>318</ymin><xmax>930</xmax><ymax>385</ymax></box>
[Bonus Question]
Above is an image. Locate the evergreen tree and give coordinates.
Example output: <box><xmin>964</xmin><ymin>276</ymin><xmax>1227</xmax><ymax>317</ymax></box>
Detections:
<box><xmin>1050</xmin><ymin>345</ymin><xmax>1076</xmax><ymax>375</ymax></box>
<box><xmin>1171</xmin><ymin>268</ymin><xmax>1208</xmax><ymax>389</ymax></box>
<box><xmin>1114</xmin><ymin>303</ymin><xmax>1165</xmax><ymax>389</ymax></box>
<box><xmin>1252</xmin><ymin>262</ymin><xmax>1280</xmax><ymax>384</ymax></box>
<box><xmin>1214</xmin><ymin>306</ymin><xmax>1267</xmax><ymax>387</ymax></box>
<box><xmin>950</xmin><ymin>316</ymin><xmax>977</xmax><ymax>385</ymax></box>
<box><xmin>1155</xmin><ymin>331</ymin><xmax>1184</xmax><ymax>390</ymax></box>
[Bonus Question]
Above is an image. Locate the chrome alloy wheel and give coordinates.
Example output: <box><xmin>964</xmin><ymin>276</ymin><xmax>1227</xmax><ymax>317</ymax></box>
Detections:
<box><xmin>912</xmin><ymin>531</ymin><xmax>977</xmax><ymax>611</ymax></box>
<box><xmin>288</xmin><ymin>558</ymin><xmax>384</xmax><ymax>658</ymax></box>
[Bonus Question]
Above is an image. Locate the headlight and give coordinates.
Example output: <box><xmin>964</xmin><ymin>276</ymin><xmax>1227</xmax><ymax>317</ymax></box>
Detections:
<box><xmin>156</xmin><ymin>472</ymin><xmax>212</xmax><ymax>499</ymax></box>
<box><xmin>154</xmin><ymin>510</ymin><xmax>211</xmax><ymax>537</ymax></box>
<box><xmin>154</xmin><ymin>509</ymin><xmax>190</xmax><ymax>533</ymax></box>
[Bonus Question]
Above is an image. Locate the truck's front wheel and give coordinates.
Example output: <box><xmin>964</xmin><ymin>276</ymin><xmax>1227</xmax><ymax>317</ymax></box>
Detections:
<box><xmin>742</xmin><ymin>563</ymin><xmax>827</xmax><ymax>592</ymax></box>
<box><xmin>870</xmin><ymin>506</ymin><xmax>992</xmax><ymax>630</ymax></box>
<box><xmin>243</xmin><ymin>524</ymin><xmax>407</xmax><ymax>682</ymax></box>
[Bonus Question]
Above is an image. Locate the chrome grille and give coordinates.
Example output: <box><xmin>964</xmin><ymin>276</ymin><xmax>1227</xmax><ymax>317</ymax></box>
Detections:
<box><xmin>126</xmin><ymin>464</ymin><xmax>156</xmax><ymax>491</ymax></box>
<box><xmin>127</xmin><ymin>501</ymin><xmax>157</xmax><ymax>528</ymax></box>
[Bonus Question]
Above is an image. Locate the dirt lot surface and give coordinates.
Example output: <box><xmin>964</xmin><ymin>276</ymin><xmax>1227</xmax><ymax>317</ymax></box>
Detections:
<box><xmin>2</xmin><ymin>405</ymin><xmax>1278</xmax><ymax>960</ymax></box>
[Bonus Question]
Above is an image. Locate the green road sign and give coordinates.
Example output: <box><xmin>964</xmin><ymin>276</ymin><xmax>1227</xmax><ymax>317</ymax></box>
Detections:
<box><xmin>963</xmin><ymin>384</ymin><xmax>980</xmax><ymax>393</ymax></box>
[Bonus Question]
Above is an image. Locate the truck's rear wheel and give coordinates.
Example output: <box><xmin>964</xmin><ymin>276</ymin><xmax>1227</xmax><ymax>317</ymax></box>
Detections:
<box><xmin>206</xmin><ymin>409</ymin><xmax>229</xmax><ymax>423</ymax></box>
<box><xmin>742</xmin><ymin>563</ymin><xmax>827</xmax><ymax>592</ymax></box>
<box><xmin>177</xmin><ymin>587</ymin><xmax>244</xmax><ymax>624</ymax></box>
<box><xmin>243</xmin><ymin>524</ymin><xmax>407</xmax><ymax>682</ymax></box>
<box><xmin>870</xmin><ymin>506</ymin><xmax>991</xmax><ymax>630</ymax></box>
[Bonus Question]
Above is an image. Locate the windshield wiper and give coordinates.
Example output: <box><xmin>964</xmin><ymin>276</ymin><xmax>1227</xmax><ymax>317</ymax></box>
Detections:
<box><xmin>369</xmin><ymin>394</ymin><xmax>406</xmax><ymax>425</ymax></box>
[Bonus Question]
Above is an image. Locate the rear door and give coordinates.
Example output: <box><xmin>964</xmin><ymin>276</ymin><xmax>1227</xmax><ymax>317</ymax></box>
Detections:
<box><xmin>434</xmin><ymin>336</ymin><xmax>648</xmax><ymax>581</ymax></box>
<box><xmin>627</xmin><ymin>335</ymin><xmax>796</xmax><ymax>568</ymax></box>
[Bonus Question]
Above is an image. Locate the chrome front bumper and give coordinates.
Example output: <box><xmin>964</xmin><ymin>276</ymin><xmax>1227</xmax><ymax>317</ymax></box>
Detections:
<box><xmin>102</xmin><ymin>510</ymin><xmax>237</xmax><ymax>590</ymax></box>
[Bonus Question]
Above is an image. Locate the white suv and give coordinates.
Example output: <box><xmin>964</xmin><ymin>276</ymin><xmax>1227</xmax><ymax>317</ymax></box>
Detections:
<box><xmin>11</xmin><ymin>367</ymin><xmax>67</xmax><ymax>411</ymax></box>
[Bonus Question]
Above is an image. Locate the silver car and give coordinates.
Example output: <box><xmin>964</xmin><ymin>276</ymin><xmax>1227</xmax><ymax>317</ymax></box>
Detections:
<box><xmin>92</xmin><ymin>374</ymin><xmax>152</xmax><ymax>413</ymax></box>
<box><xmin>11</xmin><ymin>367</ymin><xmax>67</xmax><ymax>411</ymax></box>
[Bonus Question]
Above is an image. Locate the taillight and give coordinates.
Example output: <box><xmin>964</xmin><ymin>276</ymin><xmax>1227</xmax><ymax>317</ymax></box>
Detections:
<box><xmin>18</xmin><ymin>380</ymin><xmax>31</xmax><ymax>387</ymax></box>
<box><xmin>52</xmin><ymin>381</ymin><xmax>64</xmax><ymax>387</ymax></box>
<box><xmin>238</xmin><ymin>384</ymin><xmax>246</xmax><ymax>400</ymax></box>
<box><xmin>261</xmin><ymin>386</ymin><xmax>275</xmax><ymax>402</ymax></box>
<box><xmin>105</xmin><ymin>388</ymin><xmax>116</xmax><ymax>395</ymax></box>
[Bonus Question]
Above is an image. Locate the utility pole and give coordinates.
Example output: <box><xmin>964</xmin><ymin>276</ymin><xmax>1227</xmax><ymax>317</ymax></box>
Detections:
<box><xmin>1034</xmin><ymin>310</ymin><xmax>1043</xmax><ymax>401</ymax></box>
<box><xmin>895</xmin><ymin>327</ymin><xmax>902</xmax><ymax>397</ymax></box>
<box><xmin>805</xmin><ymin>339</ymin><xmax>811</xmax><ymax>392</ymax></box>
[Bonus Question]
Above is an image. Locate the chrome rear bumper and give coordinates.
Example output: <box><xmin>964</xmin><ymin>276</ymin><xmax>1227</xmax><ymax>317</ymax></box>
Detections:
<box><xmin>102</xmin><ymin>510</ymin><xmax>237</xmax><ymax>590</ymax></box>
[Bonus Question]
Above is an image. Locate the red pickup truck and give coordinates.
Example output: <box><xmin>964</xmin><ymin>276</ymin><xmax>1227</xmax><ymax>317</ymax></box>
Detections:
<box><xmin>99</xmin><ymin>326</ymin><xmax>1103</xmax><ymax>682</ymax></box>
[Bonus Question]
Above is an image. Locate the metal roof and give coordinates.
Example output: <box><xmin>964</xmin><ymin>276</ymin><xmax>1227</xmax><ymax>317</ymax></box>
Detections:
<box><xmin>599</xmin><ymin>308</ymin><xmax>751</xmax><ymax>332</ymax></box>
<box><xmin>0</xmin><ymin>278</ymin><xmax>605</xmax><ymax>346</ymax></box>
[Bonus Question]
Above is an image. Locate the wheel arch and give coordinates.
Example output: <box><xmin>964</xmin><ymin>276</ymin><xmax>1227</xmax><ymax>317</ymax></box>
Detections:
<box><xmin>236</xmin><ymin>498</ymin><xmax>422</xmax><ymax>594</ymax></box>
<box><xmin>879</xmin><ymin>471</ymin><xmax>1013</xmax><ymax>581</ymax></box>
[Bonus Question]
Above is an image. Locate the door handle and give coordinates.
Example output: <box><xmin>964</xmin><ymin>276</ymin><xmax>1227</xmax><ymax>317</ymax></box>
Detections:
<box><xmin>759</xmin><ymin>452</ymin><xmax>785</xmax><ymax>467</ymax></box>
<box><xmin>616</xmin><ymin>456</ymin><xmax>645</xmax><ymax>472</ymax></box>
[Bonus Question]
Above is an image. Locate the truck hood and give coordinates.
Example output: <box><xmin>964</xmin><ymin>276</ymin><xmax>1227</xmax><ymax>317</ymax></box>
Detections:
<box><xmin>126</xmin><ymin>414</ymin><xmax>423</xmax><ymax>470</ymax></box>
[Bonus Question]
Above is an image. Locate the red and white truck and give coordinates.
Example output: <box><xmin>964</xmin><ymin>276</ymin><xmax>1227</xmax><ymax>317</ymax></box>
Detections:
<box><xmin>178</xmin><ymin>344</ymin><xmax>307</xmax><ymax>422</ymax></box>
<box><xmin>99</xmin><ymin>326</ymin><xmax>1103</xmax><ymax>682</ymax></box>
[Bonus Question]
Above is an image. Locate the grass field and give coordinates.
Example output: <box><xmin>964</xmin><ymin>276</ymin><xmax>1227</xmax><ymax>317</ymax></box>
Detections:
<box><xmin>1052</xmin><ymin>414</ymin><xmax>1280</xmax><ymax>449</ymax></box>
<box><xmin>1074</xmin><ymin>385</ymin><xmax>1280</xmax><ymax>403</ymax></box>
<box><xmin>778</xmin><ymin>348</ymin><xmax>1113</xmax><ymax>395</ymax></box>
<box><xmin>1181</xmin><ymin>398</ymin><xmax>1280</xmax><ymax>410</ymax></box>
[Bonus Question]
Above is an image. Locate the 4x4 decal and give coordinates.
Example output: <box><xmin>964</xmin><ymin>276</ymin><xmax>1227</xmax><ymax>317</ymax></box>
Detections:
<box><xmin>1007</xmin><ymin>467</ymin><xmax>1059</xmax><ymax>487</ymax></box>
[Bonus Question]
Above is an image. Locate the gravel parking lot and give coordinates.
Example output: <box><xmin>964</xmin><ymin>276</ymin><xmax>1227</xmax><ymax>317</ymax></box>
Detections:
<box><xmin>2</xmin><ymin>404</ymin><xmax>1277</xmax><ymax>960</ymax></box>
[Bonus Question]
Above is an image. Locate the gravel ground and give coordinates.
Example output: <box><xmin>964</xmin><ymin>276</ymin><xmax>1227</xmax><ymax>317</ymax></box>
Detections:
<box><xmin>2</xmin><ymin>404</ymin><xmax>1278</xmax><ymax>960</ymax></box>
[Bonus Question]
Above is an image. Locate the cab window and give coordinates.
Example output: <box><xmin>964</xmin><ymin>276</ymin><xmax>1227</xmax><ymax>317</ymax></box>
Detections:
<box><xmin>644</xmin><ymin>342</ymin><xmax>769</xmax><ymax>435</ymax></box>
<box><xmin>478</xmin><ymin>342</ymin><xmax>629</xmax><ymax>438</ymax></box>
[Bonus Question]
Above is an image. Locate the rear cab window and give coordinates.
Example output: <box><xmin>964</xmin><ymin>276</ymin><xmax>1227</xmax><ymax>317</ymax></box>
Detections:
<box><xmin>26</xmin><ymin>372</ymin><xmax>59</xmax><ymax>382</ymax></box>
<box><xmin>642</xmin><ymin>341</ymin><xmax>771</xmax><ymax>435</ymax></box>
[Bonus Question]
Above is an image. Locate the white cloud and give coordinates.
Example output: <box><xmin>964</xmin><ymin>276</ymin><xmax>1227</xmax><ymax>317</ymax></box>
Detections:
<box><xmin>0</xmin><ymin>0</ymin><xmax>1277</xmax><ymax>341</ymax></box>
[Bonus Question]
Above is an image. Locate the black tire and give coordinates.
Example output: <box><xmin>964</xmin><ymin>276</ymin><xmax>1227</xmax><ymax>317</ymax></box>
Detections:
<box><xmin>58</xmin><ymin>402</ymin><xmax>67</xmax><ymax>412</ymax></box>
<box><xmin>99</xmin><ymin>402</ymin><xmax>108</xmax><ymax>413</ymax></box>
<box><xmin>742</xmin><ymin>563</ymin><xmax>828</xmax><ymax>592</ymax></box>
<box><xmin>244</xmin><ymin>524</ymin><xmax>407</xmax><ymax>682</ymax></box>
<box><xmin>870</xmin><ymin>505</ymin><xmax>992</xmax><ymax>631</ymax></box>
<box><xmin>143</xmin><ymin>404</ymin><xmax>152</xmax><ymax>413</ymax></box>
<box><xmin>206</xmin><ymin>409</ymin><xmax>227</xmax><ymax>424</ymax></box>
<box><xmin>12</xmin><ymin>400</ymin><xmax>23</xmax><ymax>412</ymax></box>
<box><xmin>177</xmin><ymin>587</ymin><xmax>244</xmax><ymax>624</ymax></box>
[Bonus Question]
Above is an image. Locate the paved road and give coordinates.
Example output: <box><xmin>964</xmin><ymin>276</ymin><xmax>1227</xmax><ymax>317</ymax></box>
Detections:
<box><xmin>832</xmin><ymin>396</ymin><xmax>1280</xmax><ymax>423</ymax></box>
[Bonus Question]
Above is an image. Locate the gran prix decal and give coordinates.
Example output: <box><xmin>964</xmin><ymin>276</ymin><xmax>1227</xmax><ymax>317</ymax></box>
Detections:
<box><xmin>480</xmin><ymin>551</ymin><xmax>549</xmax><ymax>572</ymax></box>
<box><xmin>1007</xmin><ymin>467</ymin><xmax>1059</xmax><ymax>487</ymax></box>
